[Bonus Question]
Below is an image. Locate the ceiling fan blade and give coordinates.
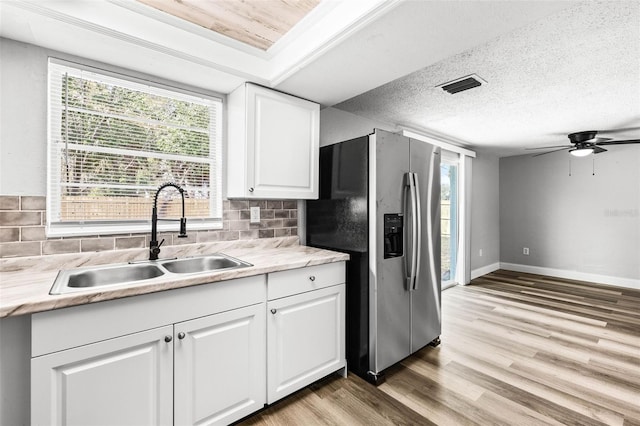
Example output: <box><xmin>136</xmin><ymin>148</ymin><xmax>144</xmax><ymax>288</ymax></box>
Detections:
<box><xmin>592</xmin><ymin>146</ymin><xmax>607</xmax><ymax>154</ymax></box>
<box><xmin>595</xmin><ymin>139</ymin><xmax>640</xmax><ymax>145</ymax></box>
<box><xmin>525</xmin><ymin>145</ymin><xmax>571</xmax><ymax>150</ymax></box>
<box><xmin>549</xmin><ymin>127</ymin><xmax>640</xmax><ymax>138</ymax></box>
<box><xmin>590</xmin><ymin>137</ymin><xmax>612</xmax><ymax>143</ymax></box>
<box><xmin>532</xmin><ymin>147</ymin><xmax>571</xmax><ymax>157</ymax></box>
<box><xmin>598</xmin><ymin>126</ymin><xmax>640</xmax><ymax>134</ymax></box>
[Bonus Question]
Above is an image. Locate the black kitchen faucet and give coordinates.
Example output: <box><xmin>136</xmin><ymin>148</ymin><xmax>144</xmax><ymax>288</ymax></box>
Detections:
<box><xmin>149</xmin><ymin>182</ymin><xmax>187</xmax><ymax>260</ymax></box>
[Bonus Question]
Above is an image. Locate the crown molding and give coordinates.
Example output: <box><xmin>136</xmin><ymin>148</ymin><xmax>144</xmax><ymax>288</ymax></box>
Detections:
<box><xmin>400</xmin><ymin>126</ymin><xmax>476</xmax><ymax>158</ymax></box>
<box><xmin>1</xmin><ymin>0</ymin><xmax>399</xmax><ymax>93</ymax></box>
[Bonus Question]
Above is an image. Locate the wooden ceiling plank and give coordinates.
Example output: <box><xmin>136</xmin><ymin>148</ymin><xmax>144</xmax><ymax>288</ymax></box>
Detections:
<box><xmin>137</xmin><ymin>0</ymin><xmax>320</xmax><ymax>51</ymax></box>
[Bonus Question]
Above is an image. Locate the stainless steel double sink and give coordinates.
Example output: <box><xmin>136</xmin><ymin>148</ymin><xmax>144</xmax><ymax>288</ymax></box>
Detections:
<box><xmin>50</xmin><ymin>254</ymin><xmax>252</xmax><ymax>295</ymax></box>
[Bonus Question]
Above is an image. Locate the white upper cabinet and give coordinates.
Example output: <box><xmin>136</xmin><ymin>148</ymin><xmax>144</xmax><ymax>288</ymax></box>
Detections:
<box><xmin>227</xmin><ymin>83</ymin><xmax>319</xmax><ymax>199</ymax></box>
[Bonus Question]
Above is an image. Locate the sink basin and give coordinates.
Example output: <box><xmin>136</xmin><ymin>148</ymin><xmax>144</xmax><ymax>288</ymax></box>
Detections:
<box><xmin>160</xmin><ymin>254</ymin><xmax>252</xmax><ymax>274</ymax></box>
<box><xmin>50</xmin><ymin>264</ymin><xmax>165</xmax><ymax>294</ymax></box>
<box><xmin>50</xmin><ymin>253</ymin><xmax>252</xmax><ymax>294</ymax></box>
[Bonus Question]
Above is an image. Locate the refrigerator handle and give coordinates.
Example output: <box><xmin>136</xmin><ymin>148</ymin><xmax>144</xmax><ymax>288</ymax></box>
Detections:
<box><xmin>412</xmin><ymin>172</ymin><xmax>422</xmax><ymax>291</ymax></box>
<box><xmin>405</xmin><ymin>173</ymin><xmax>419</xmax><ymax>291</ymax></box>
<box><xmin>426</xmin><ymin>149</ymin><xmax>439</xmax><ymax>291</ymax></box>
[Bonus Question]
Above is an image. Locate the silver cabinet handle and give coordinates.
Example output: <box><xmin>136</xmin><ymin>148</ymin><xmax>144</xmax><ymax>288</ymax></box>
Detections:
<box><xmin>178</xmin><ymin>332</ymin><xmax>186</xmax><ymax>340</ymax></box>
<box><xmin>309</xmin><ymin>276</ymin><xmax>316</xmax><ymax>281</ymax></box>
<box><xmin>164</xmin><ymin>335</ymin><xmax>172</xmax><ymax>343</ymax></box>
<box><xmin>271</xmin><ymin>309</ymin><xmax>277</xmax><ymax>314</ymax></box>
<box><xmin>248</xmin><ymin>187</ymin><xmax>254</xmax><ymax>193</ymax></box>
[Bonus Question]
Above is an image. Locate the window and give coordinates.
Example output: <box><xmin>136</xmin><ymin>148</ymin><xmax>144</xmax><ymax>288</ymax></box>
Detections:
<box><xmin>47</xmin><ymin>59</ymin><xmax>222</xmax><ymax>236</ymax></box>
<box><xmin>441</xmin><ymin>150</ymin><xmax>459</xmax><ymax>289</ymax></box>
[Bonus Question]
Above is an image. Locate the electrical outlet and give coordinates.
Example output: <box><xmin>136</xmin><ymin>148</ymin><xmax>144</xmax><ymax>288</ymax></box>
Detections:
<box><xmin>523</xmin><ymin>247</ymin><xmax>530</xmax><ymax>255</ymax></box>
<box><xmin>250</xmin><ymin>206</ymin><xmax>260</xmax><ymax>223</ymax></box>
<box><xmin>479</xmin><ymin>249</ymin><xmax>483</xmax><ymax>257</ymax></box>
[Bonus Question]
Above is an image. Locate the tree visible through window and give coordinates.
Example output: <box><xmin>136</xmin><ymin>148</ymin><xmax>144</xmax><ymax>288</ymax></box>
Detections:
<box><xmin>47</xmin><ymin>59</ymin><xmax>222</xmax><ymax>236</ymax></box>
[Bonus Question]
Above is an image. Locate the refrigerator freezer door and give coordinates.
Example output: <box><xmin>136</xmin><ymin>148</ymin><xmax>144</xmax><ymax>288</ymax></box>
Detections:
<box><xmin>307</xmin><ymin>137</ymin><xmax>368</xmax><ymax>253</ymax></box>
<box><xmin>369</xmin><ymin>130</ymin><xmax>412</xmax><ymax>374</ymax></box>
<box><xmin>409</xmin><ymin>139</ymin><xmax>442</xmax><ymax>352</ymax></box>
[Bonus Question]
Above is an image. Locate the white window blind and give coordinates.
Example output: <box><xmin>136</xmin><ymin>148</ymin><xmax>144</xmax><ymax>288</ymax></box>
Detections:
<box><xmin>47</xmin><ymin>59</ymin><xmax>222</xmax><ymax>236</ymax></box>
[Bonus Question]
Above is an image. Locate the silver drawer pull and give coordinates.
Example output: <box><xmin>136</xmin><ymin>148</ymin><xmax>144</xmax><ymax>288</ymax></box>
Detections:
<box><xmin>164</xmin><ymin>335</ymin><xmax>172</xmax><ymax>343</ymax></box>
<box><xmin>309</xmin><ymin>276</ymin><xmax>316</xmax><ymax>282</ymax></box>
<box><xmin>178</xmin><ymin>332</ymin><xmax>186</xmax><ymax>340</ymax></box>
<box><xmin>271</xmin><ymin>309</ymin><xmax>277</xmax><ymax>314</ymax></box>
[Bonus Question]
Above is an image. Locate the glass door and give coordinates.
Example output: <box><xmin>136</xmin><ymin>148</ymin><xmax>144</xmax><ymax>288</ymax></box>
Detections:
<box><xmin>441</xmin><ymin>151</ymin><xmax>459</xmax><ymax>289</ymax></box>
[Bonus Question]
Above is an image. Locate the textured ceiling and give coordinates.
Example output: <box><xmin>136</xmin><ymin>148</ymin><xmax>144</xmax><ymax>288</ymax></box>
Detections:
<box><xmin>2</xmin><ymin>1</ymin><xmax>638</xmax><ymax>157</ymax></box>
<box><xmin>334</xmin><ymin>1</ymin><xmax>640</xmax><ymax>157</ymax></box>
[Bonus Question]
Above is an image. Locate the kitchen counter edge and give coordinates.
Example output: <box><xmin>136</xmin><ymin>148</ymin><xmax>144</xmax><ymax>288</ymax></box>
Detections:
<box><xmin>0</xmin><ymin>244</ymin><xmax>349</xmax><ymax>318</ymax></box>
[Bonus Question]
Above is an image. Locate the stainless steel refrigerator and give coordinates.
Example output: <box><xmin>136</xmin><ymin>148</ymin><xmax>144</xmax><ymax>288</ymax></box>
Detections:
<box><xmin>307</xmin><ymin>129</ymin><xmax>442</xmax><ymax>384</ymax></box>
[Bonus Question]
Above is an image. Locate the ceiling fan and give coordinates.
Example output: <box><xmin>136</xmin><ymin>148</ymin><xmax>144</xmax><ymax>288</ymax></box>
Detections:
<box><xmin>526</xmin><ymin>129</ymin><xmax>640</xmax><ymax>157</ymax></box>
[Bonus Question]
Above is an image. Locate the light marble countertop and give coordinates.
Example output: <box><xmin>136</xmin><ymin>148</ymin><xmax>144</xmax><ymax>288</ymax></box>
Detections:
<box><xmin>0</xmin><ymin>237</ymin><xmax>349</xmax><ymax>318</ymax></box>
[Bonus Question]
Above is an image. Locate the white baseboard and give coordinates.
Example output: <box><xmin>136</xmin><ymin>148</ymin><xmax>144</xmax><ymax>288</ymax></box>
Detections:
<box><xmin>471</xmin><ymin>262</ymin><xmax>500</xmax><ymax>280</ymax></box>
<box><xmin>499</xmin><ymin>263</ymin><xmax>640</xmax><ymax>291</ymax></box>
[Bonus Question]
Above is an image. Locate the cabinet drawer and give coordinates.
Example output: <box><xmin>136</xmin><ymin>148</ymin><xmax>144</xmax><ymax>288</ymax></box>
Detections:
<box><xmin>267</xmin><ymin>262</ymin><xmax>345</xmax><ymax>300</ymax></box>
<box><xmin>32</xmin><ymin>275</ymin><xmax>265</xmax><ymax>357</ymax></box>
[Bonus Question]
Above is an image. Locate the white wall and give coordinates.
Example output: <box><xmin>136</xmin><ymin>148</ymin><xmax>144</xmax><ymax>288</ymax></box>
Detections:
<box><xmin>319</xmin><ymin>107</ymin><xmax>396</xmax><ymax>147</ymax></box>
<box><xmin>500</xmin><ymin>146</ymin><xmax>640</xmax><ymax>287</ymax></box>
<box><xmin>0</xmin><ymin>38</ymin><xmax>48</xmax><ymax>195</ymax></box>
<box><xmin>0</xmin><ymin>37</ymin><xmax>225</xmax><ymax>196</ymax></box>
<box><xmin>470</xmin><ymin>151</ymin><xmax>500</xmax><ymax>276</ymax></box>
<box><xmin>0</xmin><ymin>315</ymin><xmax>30</xmax><ymax>425</ymax></box>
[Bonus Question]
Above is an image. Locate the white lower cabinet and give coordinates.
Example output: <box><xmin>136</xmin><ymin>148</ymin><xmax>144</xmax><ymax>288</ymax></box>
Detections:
<box><xmin>31</xmin><ymin>276</ymin><xmax>266</xmax><ymax>426</ymax></box>
<box><xmin>31</xmin><ymin>325</ymin><xmax>174</xmax><ymax>426</ymax></box>
<box><xmin>30</xmin><ymin>263</ymin><xmax>346</xmax><ymax>425</ymax></box>
<box><xmin>174</xmin><ymin>303</ymin><xmax>265</xmax><ymax>425</ymax></box>
<box><xmin>267</xmin><ymin>264</ymin><xmax>346</xmax><ymax>404</ymax></box>
<box><xmin>32</xmin><ymin>305</ymin><xmax>265</xmax><ymax>426</ymax></box>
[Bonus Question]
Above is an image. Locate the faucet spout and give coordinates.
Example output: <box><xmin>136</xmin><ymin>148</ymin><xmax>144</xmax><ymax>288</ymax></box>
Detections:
<box><xmin>150</xmin><ymin>182</ymin><xmax>188</xmax><ymax>261</ymax></box>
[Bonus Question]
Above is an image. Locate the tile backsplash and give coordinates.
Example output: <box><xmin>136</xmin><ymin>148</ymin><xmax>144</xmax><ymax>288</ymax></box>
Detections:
<box><xmin>0</xmin><ymin>196</ymin><xmax>297</xmax><ymax>259</ymax></box>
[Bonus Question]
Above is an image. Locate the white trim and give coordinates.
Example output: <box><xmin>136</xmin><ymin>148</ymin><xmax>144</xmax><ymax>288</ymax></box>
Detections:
<box><xmin>12</xmin><ymin>3</ymin><xmax>265</xmax><ymax>84</ymax></box>
<box><xmin>500</xmin><ymin>263</ymin><xmax>640</xmax><ymax>291</ymax></box>
<box><xmin>48</xmin><ymin>58</ymin><xmax>223</xmax><ymax>105</ymax></box>
<box><xmin>270</xmin><ymin>0</ymin><xmax>402</xmax><ymax>85</ymax></box>
<box><xmin>7</xmin><ymin>0</ymin><xmax>401</xmax><ymax>89</ymax></box>
<box><xmin>471</xmin><ymin>262</ymin><xmax>500</xmax><ymax>280</ymax></box>
<box><xmin>400</xmin><ymin>129</ymin><xmax>476</xmax><ymax>158</ymax></box>
<box><xmin>455</xmin><ymin>155</ymin><xmax>473</xmax><ymax>285</ymax></box>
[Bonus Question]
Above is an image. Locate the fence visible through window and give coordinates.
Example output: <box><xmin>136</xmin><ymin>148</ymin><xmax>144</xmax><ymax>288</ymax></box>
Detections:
<box><xmin>60</xmin><ymin>196</ymin><xmax>210</xmax><ymax>221</ymax></box>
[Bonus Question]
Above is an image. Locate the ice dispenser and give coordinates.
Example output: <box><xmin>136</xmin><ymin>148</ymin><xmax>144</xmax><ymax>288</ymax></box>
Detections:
<box><xmin>383</xmin><ymin>214</ymin><xmax>403</xmax><ymax>259</ymax></box>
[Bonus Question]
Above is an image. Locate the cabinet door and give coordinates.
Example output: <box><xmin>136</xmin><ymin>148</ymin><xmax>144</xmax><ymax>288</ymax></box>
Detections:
<box><xmin>267</xmin><ymin>284</ymin><xmax>345</xmax><ymax>403</ymax></box>
<box><xmin>31</xmin><ymin>326</ymin><xmax>173</xmax><ymax>426</ymax></box>
<box><xmin>174</xmin><ymin>303</ymin><xmax>266</xmax><ymax>426</ymax></box>
<box><xmin>246</xmin><ymin>84</ymin><xmax>319</xmax><ymax>199</ymax></box>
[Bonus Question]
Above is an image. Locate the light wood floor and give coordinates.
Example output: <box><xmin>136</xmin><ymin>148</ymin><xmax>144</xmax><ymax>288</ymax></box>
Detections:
<box><xmin>239</xmin><ymin>270</ymin><xmax>640</xmax><ymax>425</ymax></box>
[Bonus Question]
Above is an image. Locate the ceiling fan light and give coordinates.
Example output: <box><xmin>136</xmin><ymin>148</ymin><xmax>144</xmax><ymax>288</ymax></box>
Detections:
<box><xmin>569</xmin><ymin>147</ymin><xmax>594</xmax><ymax>157</ymax></box>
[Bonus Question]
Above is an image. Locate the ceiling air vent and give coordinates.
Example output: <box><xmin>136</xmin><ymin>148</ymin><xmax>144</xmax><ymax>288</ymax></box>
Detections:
<box><xmin>437</xmin><ymin>74</ymin><xmax>486</xmax><ymax>94</ymax></box>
